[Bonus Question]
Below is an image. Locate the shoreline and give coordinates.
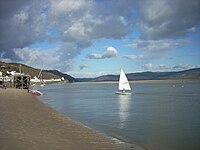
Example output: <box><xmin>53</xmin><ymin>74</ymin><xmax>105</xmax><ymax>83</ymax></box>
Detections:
<box><xmin>74</xmin><ymin>79</ymin><xmax>200</xmax><ymax>84</ymax></box>
<box><xmin>57</xmin><ymin>113</ymin><xmax>147</xmax><ymax>150</ymax></box>
<box><xmin>0</xmin><ymin>88</ymin><xmax>145</xmax><ymax>150</ymax></box>
<box><xmin>38</xmin><ymin>90</ymin><xmax>148</xmax><ymax>150</ymax></box>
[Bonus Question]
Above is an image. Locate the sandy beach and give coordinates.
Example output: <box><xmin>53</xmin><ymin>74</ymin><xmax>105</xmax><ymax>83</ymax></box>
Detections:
<box><xmin>0</xmin><ymin>88</ymin><xmax>144</xmax><ymax>150</ymax></box>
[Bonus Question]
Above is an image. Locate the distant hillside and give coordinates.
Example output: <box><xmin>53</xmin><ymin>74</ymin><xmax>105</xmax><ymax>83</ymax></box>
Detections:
<box><xmin>1</xmin><ymin>61</ymin><xmax>199</xmax><ymax>82</ymax></box>
<box><xmin>91</xmin><ymin>75</ymin><xmax>119</xmax><ymax>82</ymax></box>
<box><xmin>0</xmin><ymin>61</ymin><xmax>76</xmax><ymax>82</ymax></box>
<box><xmin>76</xmin><ymin>78</ymin><xmax>95</xmax><ymax>82</ymax></box>
<box><xmin>86</xmin><ymin>68</ymin><xmax>200</xmax><ymax>82</ymax></box>
<box><xmin>45</xmin><ymin>70</ymin><xmax>78</xmax><ymax>82</ymax></box>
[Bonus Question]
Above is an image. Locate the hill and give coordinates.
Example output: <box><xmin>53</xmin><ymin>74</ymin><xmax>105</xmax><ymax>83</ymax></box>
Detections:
<box><xmin>45</xmin><ymin>70</ymin><xmax>78</xmax><ymax>82</ymax></box>
<box><xmin>1</xmin><ymin>61</ymin><xmax>200</xmax><ymax>82</ymax></box>
<box><xmin>0</xmin><ymin>61</ymin><xmax>77</xmax><ymax>82</ymax></box>
<box><xmin>87</xmin><ymin>68</ymin><xmax>200</xmax><ymax>82</ymax></box>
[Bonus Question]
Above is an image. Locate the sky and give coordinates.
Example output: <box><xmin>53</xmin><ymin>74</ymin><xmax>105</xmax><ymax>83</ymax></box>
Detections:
<box><xmin>0</xmin><ymin>0</ymin><xmax>200</xmax><ymax>78</ymax></box>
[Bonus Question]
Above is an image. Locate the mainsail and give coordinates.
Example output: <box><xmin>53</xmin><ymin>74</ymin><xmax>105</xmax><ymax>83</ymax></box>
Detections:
<box><xmin>118</xmin><ymin>69</ymin><xmax>131</xmax><ymax>91</ymax></box>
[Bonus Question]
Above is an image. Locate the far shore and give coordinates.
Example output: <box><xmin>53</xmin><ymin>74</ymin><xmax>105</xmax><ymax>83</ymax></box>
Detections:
<box><xmin>0</xmin><ymin>88</ymin><xmax>145</xmax><ymax>150</ymax></box>
<box><xmin>75</xmin><ymin>79</ymin><xmax>200</xmax><ymax>84</ymax></box>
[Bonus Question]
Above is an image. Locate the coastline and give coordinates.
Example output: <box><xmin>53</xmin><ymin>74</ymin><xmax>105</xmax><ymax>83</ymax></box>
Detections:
<box><xmin>74</xmin><ymin>79</ymin><xmax>200</xmax><ymax>84</ymax></box>
<box><xmin>0</xmin><ymin>88</ymin><xmax>144</xmax><ymax>150</ymax></box>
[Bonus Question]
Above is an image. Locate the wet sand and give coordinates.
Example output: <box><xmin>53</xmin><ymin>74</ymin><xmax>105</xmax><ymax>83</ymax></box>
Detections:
<box><xmin>0</xmin><ymin>88</ymin><xmax>144</xmax><ymax>150</ymax></box>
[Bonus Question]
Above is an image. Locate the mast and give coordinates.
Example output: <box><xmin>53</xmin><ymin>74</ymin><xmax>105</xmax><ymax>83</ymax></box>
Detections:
<box><xmin>38</xmin><ymin>69</ymin><xmax>42</xmax><ymax>79</ymax></box>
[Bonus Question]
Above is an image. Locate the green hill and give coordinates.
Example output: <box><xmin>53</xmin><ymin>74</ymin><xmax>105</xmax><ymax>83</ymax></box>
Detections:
<box><xmin>0</xmin><ymin>61</ymin><xmax>76</xmax><ymax>82</ymax></box>
<box><xmin>79</xmin><ymin>68</ymin><xmax>200</xmax><ymax>82</ymax></box>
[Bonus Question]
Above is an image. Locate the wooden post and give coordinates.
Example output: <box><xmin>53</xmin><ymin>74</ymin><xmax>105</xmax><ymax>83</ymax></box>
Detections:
<box><xmin>19</xmin><ymin>64</ymin><xmax>22</xmax><ymax>74</ymax></box>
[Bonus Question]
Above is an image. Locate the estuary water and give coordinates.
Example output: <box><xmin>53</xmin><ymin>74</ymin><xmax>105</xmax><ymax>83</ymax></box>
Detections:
<box><xmin>38</xmin><ymin>80</ymin><xmax>200</xmax><ymax>150</ymax></box>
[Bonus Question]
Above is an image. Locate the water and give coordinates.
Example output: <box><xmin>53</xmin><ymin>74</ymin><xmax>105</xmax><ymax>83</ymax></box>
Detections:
<box><xmin>37</xmin><ymin>80</ymin><xmax>200</xmax><ymax>150</ymax></box>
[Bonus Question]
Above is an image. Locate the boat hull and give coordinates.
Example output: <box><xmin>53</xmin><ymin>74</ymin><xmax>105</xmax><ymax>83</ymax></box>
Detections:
<box><xmin>115</xmin><ymin>91</ymin><xmax>132</xmax><ymax>95</ymax></box>
<box><xmin>29</xmin><ymin>90</ymin><xmax>43</xmax><ymax>96</ymax></box>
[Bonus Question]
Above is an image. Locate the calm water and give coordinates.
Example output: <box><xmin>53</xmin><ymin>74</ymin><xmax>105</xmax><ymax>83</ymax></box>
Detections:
<box><xmin>38</xmin><ymin>80</ymin><xmax>200</xmax><ymax>150</ymax></box>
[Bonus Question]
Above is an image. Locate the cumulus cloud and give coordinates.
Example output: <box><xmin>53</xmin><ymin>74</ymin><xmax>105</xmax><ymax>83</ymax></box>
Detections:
<box><xmin>67</xmin><ymin>71</ymin><xmax>107</xmax><ymax>78</ymax></box>
<box><xmin>46</xmin><ymin>0</ymin><xmax>134</xmax><ymax>60</ymax></box>
<box><xmin>143</xmin><ymin>63</ymin><xmax>155</xmax><ymax>70</ymax></box>
<box><xmin>159</xmin><ymin>64</ymin><xmax>171</xmax><ymax>70</ymax></box>
<box><xmin>131</xmin><ymin>0</ymin><xmax>200</xmax><ymax>63</ymax></box>
<box><xmin>127</xmin><ymin>39</ymin><xmax>191</xmax><ymax>61</ymax></box>
<box><xmin>88</xmin><ymin>46</ymin><xmax>118</xmax><ymax>59</ymax></box>
<box><xmin>129</xmin><ymin>39</ymin><xmax>190</xmax><ymax>52</ymax></box>
<box><xmin>79</xmin><ymin>64</ymin><xmax>88</xmax><ymax>70</ymax></box>
<box><xmin>142</xmin><ymin>63</ymin><xmax>198</xmax><ymax>71</ymax></box>
<box><xmin>0</xmin><ymin>0</ymin><xmax>199</xmax><ymax>73</ymax></box>
<box><xmin>0</xmin><ymin>0</ymin><xmax>135</xmax><ymax>71</ymax></box>
<box><xmin>171</xmin><ymin>64</ymin><xmax>200</xmax><ymax>71</ymax></box>
<box><xmin>137</xmin><ymin>0</ymin><xmax>200</xmax><ymax>40</ymax></box>
<box><xmin>0</xmin><ymin>0</ymin><xmax>47</xmax><ymax>50</ymax></box>
<box><xmin>12</xmin><ymin>47</ymin><xmax>61</xmax><ymax>70</ymax></box>
<box><xmin>123</xmin><ymin>54</ymin><xmax>144</xmax><ymax>60</ymax></box>
<box><xmin>58</xmin><ymin>41</ymin><xmax>91</xmax><ymax>61</ymax></box>
<box><xmin>49</xmin><ymin>1</ymin><xmax>134</xmax><ymax>70</ymax></box>
<box><xmin>172</xmin><ymin>64</ymin><xmax>191</xmax><ymax>71</ymax></box>
<box><xmin>0</xmin><ymin>50</ymin><xmax>21</xmax><ymax>62</ymax></box>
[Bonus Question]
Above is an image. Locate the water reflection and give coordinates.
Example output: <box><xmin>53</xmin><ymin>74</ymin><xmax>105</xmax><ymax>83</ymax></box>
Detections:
<box><xmin>118</xmin><ymin>94</ymin><xmax>131</xmax><ymax>128</ymax></box>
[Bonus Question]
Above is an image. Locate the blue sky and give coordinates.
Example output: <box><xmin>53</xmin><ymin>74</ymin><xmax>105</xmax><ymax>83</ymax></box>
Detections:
<box><xmin>0</xmin><ymin>0</ymin><xmax>200</xmax><ymax>78</ymax></box>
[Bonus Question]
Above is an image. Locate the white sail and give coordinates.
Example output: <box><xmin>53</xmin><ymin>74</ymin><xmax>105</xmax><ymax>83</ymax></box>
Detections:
<box><xmin>118</xmin><ymin>69</ymin><xmax>131</xmax><ymax>91</ymax></box>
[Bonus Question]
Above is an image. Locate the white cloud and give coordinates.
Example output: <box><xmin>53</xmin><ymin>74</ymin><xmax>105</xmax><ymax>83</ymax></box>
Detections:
<box><xmin>129</xmin><ymin>39</ymin><xmax>190</xmax><ymax>52</ymax></box>
<box><xmin>159</xmin><ymin>64</ymin><xmax>171</xmax><ymax>70</ymax></box>
<box><xmin>47</xmin><ymin>0</ymin><xmax>134</xmax><ymax>55</ymax></box>
<box><xmin>88</xmin><ymin>53</ymin><xmax>103</xmax><ymax>59</ymax></box>
<box><xmin>123</xmin><ymin>54</ymin><xmax>144</xmax><ymax>60</ymax></box>
<box><xmin>137</xmin><ymin>0</ymin><xmax>200</xmax><ymax>40</ymax></box>
<box><xmin>142</xmin><ymin>63</ymin><xmax>199</xmax><ymax>71</ymax></box>
<box><xmin>103</xmin><ymin>47</ymin><xmax>118</xmax><ymax>58</ymax></box>
<box><xmin>13</xmin><ymin>47</ymin><xmax>61</xmax><ymax>70</ymax></box>
<box><xmin>79</xmin><ymin>64</ymin><xmax>88</xmax><ymax>70</ymax></box>
<box><xmin>67</xmin><ymin>71</ymin><xmax>107</xmax><ymax>78</ymax></box>
<box><xmin>88</xmin><ymin>46</ymin><xmax>118</xmax><ymax>59</ymax></box>
<box><xmin>172</xmin><ymin>64</ymin><xmax>191</xmax><ymax>71</ymax></box>
<box><xmin>0</xmin><ymin>0</ymin><xmax>199</xmax><ymax>73</ymax></box>
<box><xmin>0</xmin><ymin>0</ymin><xmax>134</xmax><ymax>71</ymax></box>
<box><xmin>49</xmin><ymin>0</ymin><xmax>88</xmax><ymax>15</ymax></box>
<box><xmin>0</xmin><ymin>0</ymin><xmax>47</xmax><ymax>50</ymax></box>
<box><xmin>126</xmin><ymin>0</ymin><xmax>200</xmax><ymax>63</ymax></box>
<box><xmin>143</xmin><ymin>63</ymin><xmax>155</xmax><ymax>70</ymax></box>
<box><xmin>0</xmin><ymin>50</ymin><xmax>21</xmax><ymax>62</ymax></box>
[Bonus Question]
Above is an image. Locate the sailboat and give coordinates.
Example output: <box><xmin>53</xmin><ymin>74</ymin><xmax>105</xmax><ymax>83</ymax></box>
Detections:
<box><xmin>115</xmin><ymin>69</ymin><xmax>131</xmax><ymax>95</ymax></box>
<box><xmin>30</xmin><ymin>69</ymin><xmax>45</xmax><ymax>87</ymax></box>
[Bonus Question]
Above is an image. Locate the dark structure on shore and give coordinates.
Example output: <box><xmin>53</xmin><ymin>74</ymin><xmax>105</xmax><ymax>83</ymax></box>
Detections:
<box><xmin>13</xmin><ymin>75</ymin><xmax>30</xmax><ymax>89</ymax></box>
